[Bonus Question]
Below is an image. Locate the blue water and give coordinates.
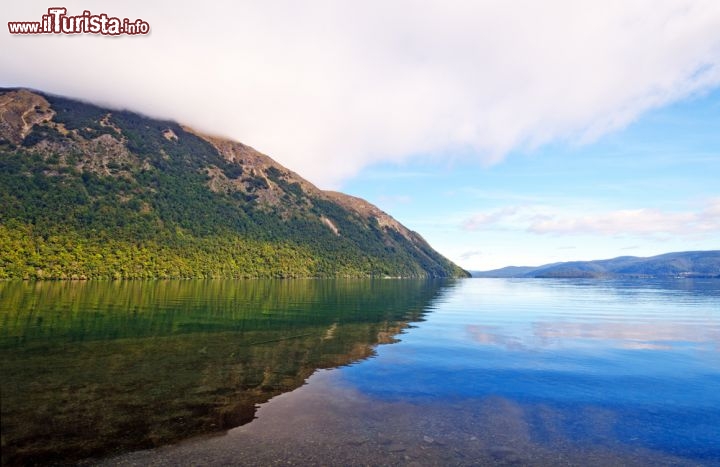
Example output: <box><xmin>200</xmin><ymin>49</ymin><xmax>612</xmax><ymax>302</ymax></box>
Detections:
<box><xmin>40</xmin><ymin>277</ymin><xmax>717</xmax><ymax>466</ymax></box>
<box><xmin>337</xmin><ymin>279</ymin><xmax>720</xmax><ymax>461</ymax></box>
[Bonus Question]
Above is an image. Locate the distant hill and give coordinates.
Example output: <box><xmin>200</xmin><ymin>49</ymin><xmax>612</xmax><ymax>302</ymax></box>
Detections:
<box><xmin>472</xmin><ymin>251</ymin><xmax>720</xmax><ymax>278</ymax></box>
<box><xmin>471</xmin><ymin>265</ymin><xmax>541</xmax><ymax>278</ymax></box>
<box><xmin>0</xmin><ymin>88</ymin><xmax>468</xmax><ymax>279</ymax></box>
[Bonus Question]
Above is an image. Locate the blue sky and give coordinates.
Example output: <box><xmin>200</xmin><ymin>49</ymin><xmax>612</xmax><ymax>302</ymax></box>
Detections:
<box><xmin>343</xmin><ymin>89</ymin><xmax>720</xmax><ymax>270</ymax></box>
<box><xmin>3</xmin><ymin>1</ymin><xmax>719</xmax><ymax>270</ymax></box>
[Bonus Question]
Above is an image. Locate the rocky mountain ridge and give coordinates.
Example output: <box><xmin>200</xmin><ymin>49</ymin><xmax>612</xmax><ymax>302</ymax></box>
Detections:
<box><xmin>0</xmin><ymin>88</ymin><xmax>468</xmax><ymax>279</ymax></box>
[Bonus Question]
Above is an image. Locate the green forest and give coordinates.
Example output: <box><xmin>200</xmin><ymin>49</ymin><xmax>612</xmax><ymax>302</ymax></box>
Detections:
<box><xmin>0</xmin><ymin>89</ymin><xmax>468</xmax><ymax>280</ymax></box>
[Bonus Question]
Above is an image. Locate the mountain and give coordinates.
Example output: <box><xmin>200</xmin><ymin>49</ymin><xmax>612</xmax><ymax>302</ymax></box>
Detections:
<box><xmin>0</xmin><ymin>88</ymin><xmax>468</xmax><ymax>279</ymax></box>
<box><xmin>470</xmin><ymin>265</ymin><xmax>543</xmax><ymax>278</ymax></box>
<box><xmin>472</xmin><ymin>251</ymin><xmax>720</xmax><ymax>278</ymax></box>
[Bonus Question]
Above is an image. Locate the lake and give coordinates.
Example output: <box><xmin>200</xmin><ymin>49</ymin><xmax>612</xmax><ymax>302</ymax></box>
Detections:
<box><xmin>1</xmin><ymin>278</ymin><xmax>718</xmax><ymax>466</ymax></box>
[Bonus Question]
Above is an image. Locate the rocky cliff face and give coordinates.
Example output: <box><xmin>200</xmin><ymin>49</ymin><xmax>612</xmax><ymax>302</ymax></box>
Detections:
<box><xmin>0</xmin><ymin>89</ymin><xmax>55</xmax><ymax>144</ymax></box>
<box><xmin>0</xmin><ymin>88</ymin><xmax>468</xmax><ymax>279</ymax></box>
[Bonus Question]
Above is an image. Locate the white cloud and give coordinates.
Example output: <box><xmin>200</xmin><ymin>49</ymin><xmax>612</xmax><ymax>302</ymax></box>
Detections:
<box><xmin>459</xmin><ymin>250</ymin><xmax>484</xmax><ymax>261</ymax></box>
<box><xmin>461</xmin><ymin>199</ymin><xmax>720</xmax><ymax>237</ymax></box>
<box><xmin>529</xmin><ymin>208</ymin><xmax>691</xmax><ymax>235</ymax></box>
<box><xmin>462</xmin><ymin>207</ymin><xmax>521</xmax><ymax>230</ymax></box>
<box><xmin>2</xmin><ymin>1</ymin><xmax>720</xmax><ymax>187</ymax></box>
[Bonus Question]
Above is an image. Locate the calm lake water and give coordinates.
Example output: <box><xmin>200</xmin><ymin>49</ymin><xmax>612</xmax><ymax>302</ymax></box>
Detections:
<box><xmin>1</xmin><ymin>278</ymin><xmax>719</xmax><ymax>466</ymax></box>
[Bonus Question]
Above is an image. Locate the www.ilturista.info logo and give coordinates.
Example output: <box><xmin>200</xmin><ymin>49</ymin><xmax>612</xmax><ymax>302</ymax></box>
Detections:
<box><xmin>8</xmin><ymin>8</ymin><xmax>150</xmax><ymax>35</ymax></box>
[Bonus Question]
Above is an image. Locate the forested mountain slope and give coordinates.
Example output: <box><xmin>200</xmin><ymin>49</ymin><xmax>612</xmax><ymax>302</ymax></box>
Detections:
<box><xmin>0</xmin><ymin>88</ymin><xmax>468</xmax><ymax>279</ymax></box>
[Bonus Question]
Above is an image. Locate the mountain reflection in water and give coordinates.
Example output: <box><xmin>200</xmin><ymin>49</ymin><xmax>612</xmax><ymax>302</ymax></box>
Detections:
<box><xmin>0</xmin><ymin>279</ymin><xmax>450</xmax><ymax>465</ymax></box>
<box><xmin>3</xmin><ymin>278</ymin><xmax>718</xmax><ymax>466</ymax></box>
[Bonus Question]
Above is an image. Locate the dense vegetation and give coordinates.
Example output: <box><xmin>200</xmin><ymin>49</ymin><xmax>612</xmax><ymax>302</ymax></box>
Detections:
<box><xmin>0</xmin><ymin>89</ymin><xmax>467</xmax><ymax>279</ymax></box>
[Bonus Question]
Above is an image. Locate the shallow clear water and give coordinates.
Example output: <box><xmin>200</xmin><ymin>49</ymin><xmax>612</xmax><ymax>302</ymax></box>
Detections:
<box><xmin>336</xmin><ymin>279</ymin><xmax>720</xmax><ymax>463</ymax></box>
<box><xmin>2</xmin><ymin>278</ymin><xmax>719</xmax><ymax>465</ymax></box>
